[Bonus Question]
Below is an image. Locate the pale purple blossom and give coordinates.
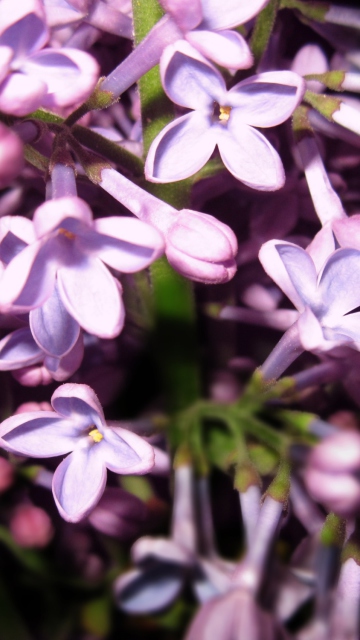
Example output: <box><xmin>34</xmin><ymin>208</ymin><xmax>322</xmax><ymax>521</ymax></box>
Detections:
<box><xmin>0</xmin><ymin>196</ymin><xmax>165</xmax><ymax>338</ymax></box>
<box><xmin>0</xmin><ymin>0</ymin><xmax>99</xmax><ymax>115</ymax></box>
<box><xmin>0</xmin><ymin>383</ymin><xmax>155</xmax><ymax>522</ymax></box>
<box><xmin>145</xmin><ymin>42</ymin><xmax>305</xmax><ymax>189</ymax></box>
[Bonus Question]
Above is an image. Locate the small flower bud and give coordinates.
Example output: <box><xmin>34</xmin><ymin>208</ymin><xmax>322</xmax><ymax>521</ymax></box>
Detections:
<box><xmin>304</xmin><ymin>431</ymin><xmax>360</xmax><ymax>516</ymax></box>
<box><xmin>0</xmin><ymin>457</ymin><xmax>14</xmax><ymax>493</ymax></box>
<box><xmin>166</xmin><ymin>209</ymin><xmax>238</xmax><ymax>284</ymax></box>
<box><xmin>10</xmin><ymin>504</ymin><xmax>54</xmax><ymax>548</ymax></box>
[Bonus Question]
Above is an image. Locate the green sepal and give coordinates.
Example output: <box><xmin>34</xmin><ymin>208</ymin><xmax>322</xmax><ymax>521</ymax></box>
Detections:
<box><xmin>304</xmin><ymin>90</ymin><xmax>342</xmax><ymax>121</ymax></box>
<box><xmin>304</xmin><ymin>70</ymin><xmax>346</xmax><ymax>91</ymax></box>
<box><xmin>320</xmin><ymin>513</ymin><xmax>346</xmax><ymax>548</ymax></box>
<box><xmin>279</xmin><ymin>0</ymin><xmax>329</xmax><ymax>22</ymax></box>
<box><xmin>265</xmin><ymin>460</ymin><xmax>291</xmax><ymax>504</ymax></box>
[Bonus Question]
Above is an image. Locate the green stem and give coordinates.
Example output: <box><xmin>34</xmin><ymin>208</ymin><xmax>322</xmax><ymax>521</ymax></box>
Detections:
<box><xmin>132</xmin><ymin>0</ymin><xmax>201</xmax><ymax>412</ymax></box>
<box><xmin>250</xmin><ymin>0</ymin><xmax>279</xmax><ymax>70</ymax></box>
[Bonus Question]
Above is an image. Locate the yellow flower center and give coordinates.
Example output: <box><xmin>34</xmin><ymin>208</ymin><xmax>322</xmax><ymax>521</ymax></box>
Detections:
<box><xmin>89</xmin><ymin>428</ymin><xmax>103</xmax><ymax>443</ymax></box>
<box><xmin>58</xmin><ymin>228</ymin><xmax>76</xmax><ymax>240</ymax></box>
<box><xmin>219</xmin><ymin>105</ymin><xmax>232</xmax><ymax>122</ymax></box>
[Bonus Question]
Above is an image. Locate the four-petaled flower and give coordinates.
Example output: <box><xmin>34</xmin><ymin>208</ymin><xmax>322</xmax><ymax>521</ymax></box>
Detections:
<box><xmin>0</xmin><ymin>384</ymin><xmax>155</xmax><ymax>522</ymax></box>
<box><xmin>145</xmin><ymin>42</ymin><xmax>305</xmax><ymax>190</ymax></box>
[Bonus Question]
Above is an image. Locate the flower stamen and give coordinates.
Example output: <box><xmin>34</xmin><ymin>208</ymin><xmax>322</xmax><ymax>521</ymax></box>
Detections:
<box><xmin>58</xmin><ymin>228</ymin><xmax>76</xmax><ymax>240</ymax></box>
<box><xmin>89</xmin><ymin>427</ymin><xmax>103</xmax><ymax>443</ymax></box>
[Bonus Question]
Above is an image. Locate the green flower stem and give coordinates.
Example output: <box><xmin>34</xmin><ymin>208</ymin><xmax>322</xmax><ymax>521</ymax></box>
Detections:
<box><xmin>133</xmin><ymin>0</ymin><xmax>201</xmax><ymax>413</ymax></box>
<box><xmin>250</xmin><ymin>0</ymin><xmax>279</xmax><ymax>69</ymax></box>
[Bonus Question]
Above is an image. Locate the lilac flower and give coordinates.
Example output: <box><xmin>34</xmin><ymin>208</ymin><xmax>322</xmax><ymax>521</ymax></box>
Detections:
<box><xmin>145</xmin><ymin>42</ymin><xmax>305</xmax><ymax>189</ymax></box>
<box><xmin>0</xmin><ymin>0</ymin><xmax>99</xmax><ymax>115</ymax></box>
<box><xmin>258</xmin><ymin>240</ymin><xmax>360</xmax><ymax>379</ymax></box>
<box><xmin>0</xmin><ymin>383</ymin><xmax>155</xmax><ymax>522</ymax></box>
<box><xmin>0</xmin><ymin>196</ymin><xmax>164</xmax><ymax>338</ymax></box>
<box><xmin>43</xmin><ymin>0</ymin><xmax>133</xmax><ymax>39</ymax></box>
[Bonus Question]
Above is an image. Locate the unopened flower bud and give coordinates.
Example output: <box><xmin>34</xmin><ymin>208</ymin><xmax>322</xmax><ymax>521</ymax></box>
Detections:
<box><xmin>12</xmin><ymin>365</ymin><xmax>53</xmax><ymax>386</ymax></box>
<box><xmin>166</xmin><ymin>210</ymin><xmax>238</xmax><ymax>284</ymax></box>
<box><xmin>0</xmin><ymin>457</ymin><xmax>14</xmax><ymax>493</ymax></box>
<box><xmin>304</xmin><ymin>431</ymin><xmax>360</xmax><ymax>516</ymax></box>
<box><xmin>10</xmin><ymin>504</ymin><xmax>54</xmax><ymax>548</ymax></box>
<box><xmin>0</xmin><ymin>123</ymin><xmax>23</xmax><ymax>189</ymax></box>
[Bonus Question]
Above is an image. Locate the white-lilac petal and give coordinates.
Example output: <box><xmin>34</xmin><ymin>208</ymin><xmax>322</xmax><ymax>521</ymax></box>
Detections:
<box><xmin>145</xmin><ymin>111</ymin><xmax>215</xmax><ymax>183</ymax></box>
<box><xmin>51</xmin><ymin>383</ymin><xmax>105</xmax><ymax>428</ymax></box>
<box><xmin>0</xmin><ymin>73</ymin><xmax>47</xmax><ymax>116</ymax></box>
<box><xmin>0</xmin><ymin>412</ymin><xmax>79</xmax><ymax>457</ymax></box>
<box><xmin>0</xmin><ymin>7</ymin><xmax>48</xmax><ymax>60</ymax></box>
<box><xmin>102</xmin><ymin>427</ymin><xmax>155</xmax><ymax>474</ymax></box>
<box><xmin>275</xmin><ymin>244</ymin><xmax>318</xmax><ymax>309</ymax></box>
<box><xmin>0</xmin><ymin>215</ymin><xmax>35</xmax><ymax>246</ymax></box>
<box><xmin>23</xmin><ymin>48</ymin><xmax>99</xmax><ymax>108</ymax></box>
<box><xmin>0</xmin><ymin>328</ymin><xmax>43</xmax><ymax>370</ymax></box>
<box><xmin>32</xmin><ymin>196</ymin><xmax>93</xmax><ymax>238</ymax></box>
<box><xmin>57</xmin><ymin>257</ymin><xmax>124</xmax><ymax>338</ymax></box>
<box><xmin>30</xmin><ymin>284</ymin><xmax>80</xmax><ymax>357</ymax></box>
<box><xmin>333</xmin><ymin>214</ymin><xmax>360</xmax><ymax>250</ymax></box>
<box><xmin>161</xmin><ymin>41</ymin><xmax>226</xmax><ymax>109</ymax></box>
<box><xmin>115</xmin><ymin>566</ymin><xmax>184</xmax><ymax>614</ymax></box>
<box><xmin>0</xmin><ymin>237</ymin><xmax>58</xmax><ymax>312</ymax></box>
<box><xmin>0</xmin><ymin>47</ymin><xmax>13</xmax><ymax>84</ymax></box>
<box><xmin>81</xmin><ymin>217</ymin><xmax>164</xmax><ymax>273</ymax></box>
<box><xmin>217</xmin><ymin>119</ymin><xmax>285</xmax><ymax>190</ymax></box>
<box><xmin>258</xmin><ymin>240</ymin><xmax>308</xmax><ymax>312</ymax></box>
<box><xmin>186</xmin><ymin>29</ymin><xmax>253</xmax><ymax>70</ymax></box>
<box><xmin>159</xmin><ymin>0</ymin><xmax>202</xmax><ymax>31</ymax></box>
<box><xmin>52</xmin><ymin>444</ymin><xmax>107</xmax><ymax>522</ymax></box>
<box><xmin>318</xmin><ymin>248</ymin><xmax>360</xmax><ymax>319</ymax></box>
<box><xmin>45</xmin><ymin>333</ymin><xmax>84</xmax><ymax>381</ymax></box>
<box><xmin>199</xmin><ymin>0</ymin><xmax>270</xmax><ymax>31</ymax></box>
<box><xmin>166</xmin><ymin>245</ymin><xmax>236</xmax><ymax>284</ymax></box>
<box><xmin>228</xmin><ymin>72</ymin><xmax>305</xmax><ymax>127</ymax></box>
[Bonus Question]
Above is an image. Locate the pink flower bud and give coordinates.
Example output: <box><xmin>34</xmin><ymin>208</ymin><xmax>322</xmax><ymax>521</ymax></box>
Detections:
<box><xmin>165</xmin><ymin>210</ymin><xmax>238</xmax><ymax>284</ymax></box>
<box><xmin>0</xmin><ymin>457</ymin><xmax>14</xmax><ymax>493</ymax></box>
<box><xmin>304</xmin><ymin>431</ymin><xmax>360</xmax><ymax>516</ymax></box>
<box><xmin>0</xmin><ymin>123</ymin><xmax>23</xmax><ymax>189</ymax></box>
<box><xmin>10</xmin><ymin>504</ymin><xmax>54</xmax><ymax>548</ymax></box>
<box><xmin>15</xmin><ymin>401</ymin><xmax>52</xmax><ymax>414</ymax></box>
<box><xmin>12</xmin><ymin>365</ymin><xmax>53</xmax><ymax>386</ymax></box>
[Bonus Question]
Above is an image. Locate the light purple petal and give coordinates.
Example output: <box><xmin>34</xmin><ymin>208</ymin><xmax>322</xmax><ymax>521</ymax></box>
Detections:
<box><xmin>0</xmin><ymin>8</ymin><xmax>48</xmax><ymax>59</ymax></box>
<box><xmin>306</xmin><ymin>223</ymin><xmax>336</xmax><ymax>272</ymax></box>
<box><xmin>258</xmin><ymin>240</ymin><xmax>308</xmax><ymax>312</ymax></box>
<box><xmin>199</xmin><ymin>0</ymin><xmax>270</xmax><ymax>30</ymax></box>
<box><xmin>114</xmin><ymin>566</ymin><xmax>184</xmax><ymax>614</ymax></box>
<box><xmin>0</xmin><ymin>215</ymin><xmax>35</xmax><ymax>245</ymax></box>
<box><xmin>228</xmin><ymin>71</ymin><xmax>305</xmax><ymax>127</ymax></box>
<box><xmin>158</xmin><ymin>0</ymin><xmax>202</xmax><ymax>31</ymax></box>
<box><xmin>318</xmin><ymin>248</ymin><xmax>360</xmax><ymax>319</ymax></box>
<box><xmin>57</xmin><ymin>257</ymin><xmax>125</xmax><ymax>338</ymax></box>
<box><xmin>0</xmin><ymin>47</ymin><xmax>13</xmax><ymax>84</ymax></box>
<box><xmin>276</xmin><ymin>243</ymin><xmax>318</xmax><ymax>308</ymax></box>
<box><xmin>0</xmin><ymin>232</ymin><xmax>28</xmax><ymax>265</ymax></box>
<box><xmin>100</xmin><ymin>426</ymin><xmax>155</xmax><ymax>474</ymax></box>
<box><xmin>333</xmin><ymin>214</ymin><xmax>360</xmax><ymax>250</ymax></box>
<box><xmin>0</xmin><ymin>73</ymin><xmax>46</xmax><ymax>116</ymax></box>
<box><xmin>132</xmin><ymin>536</ymin><xmax>192</xmax><ymax>565</ymax></box>
<box><xmin>33</xmin><ymin>197</ymin><xmax>93</xmax><ymax>238</ymax></box>
<box><xmin>51</xmin><ymin>383</ymin><xmax>106</xmax><ymax>428</ymax></box>
<box><xmin>145</xmin><ymin>111</ymin><xmax>215</xmax><ymax>183</ymax></box>
<box><xmin>166</xmin><ymin>245</ymin><xmax>237</xmax><ymax>283</ymax></box>
<box><xmin>23</xmin><ymin>48</ymin><xmax>99</xmax><ymax>108</ymax></box>
<box><xmin>30</xmin><ymin>283</ymin><xmax>80</xmax><ymax>357</ymax></box>
<box><xmin>186</xmin><ymin>29</ymin><xmax>253</xmax><ymax>70</ymax></box>
<box><xmin>52</xmin><ymin>445</ymin><xmax>107</xmax><ymax>522</ymax></box>
<box><xmin>80</xmin><ymin>217</ymin><xmax>165</xmax><ymax>272</ymax></box>
<box><xmin>0</xmin><ymin>327</ymin><xmax>43</xmax><ymax>370</ymax></box>
<box><xmin>217</xmin><ymin>118</ymin><xmax>285</xmax><ymax>190</ymax></box>
<box><xmin>0</xmin><ymin>412</ymin><xmax>79</xmax><ymax>456</ymax></box>
<box><xmin>45</xmin><ymin>333</ymin><xmax>84</xmax><ymax>381</ymax></box>
<box><xmin>161</xmin><ymin>40</ymin><xmax>226</xmax><ymax>109</ymax></box>
<box><xmin>0</xmin><ymin>237</ymin><xmax>58</xmax><ymax>313</ymax></box>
